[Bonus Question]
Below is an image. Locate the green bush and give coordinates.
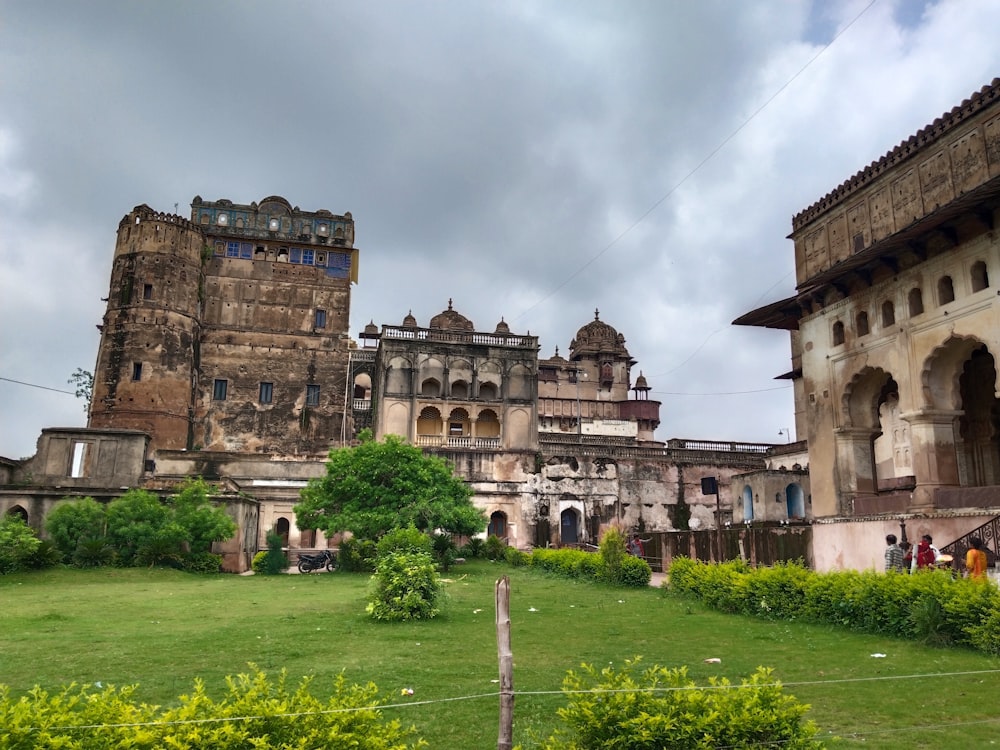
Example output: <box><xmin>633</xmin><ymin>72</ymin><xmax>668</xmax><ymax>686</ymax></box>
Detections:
<box><xmin>183</xmin><ymin>552</ymin><xmax>223</xmax><ymax>573</ymax></box>
<box><xmin>258</xmin><ymin>530</ymin><xmax>289</xmax><ymax>575</ymax></box>
<box><xmin>536</xmin><ymin>659</ymin><xmax>823</xmax><ymax>749</ymax></box>
<box><xmin>460</xmin><ymin>536</ymin><xmax>485</xmax><ymax>558</ymax></box>
<box><xmin>619</xmin><ymin>554</ymin><xmax>652</xmax><ymax>587</ymax></box>
<box><xmin>505</xmin><ymin>546</ymin><xmax>529</xmax><ymax>567</ymax></box>
<box><xmin>431</xmin><ymin>532</ymin><xmax>457</xmax><ymax>571</ymax></box>
<box><xmin>669</xmin><ymin>557</ymin><xmax>1000</xmax><ymax>654</ymax></box>
<box><xmin>338</xmin><ymin>537</ymin><xmax>377</xmax><ymax>572</ymax></box>
<box><xmin>484</xmin><ymin>534</ymin><xmax>507</xmax><ymax>560</ymax></box>
<box><xmin>72</xmin><ymin>537</ymin><xmax>116</xmax><ymax>568</ymax></box>
<box><xmin>251</xmin><ymin>550</ymin><xmax>268</xmax><ymax>573</ymax></box>
<box><xmin>0</xmin><ymin>666</ymin><xmax>425</xmax><ymax>748</ymax></box>
<box><xmin>377</xmin><ymin>525</ymin><xmax>433</xmax><ymax>557</ymax></box>
<box><xmin>367</xmin><ymin>551</ymin><xmax>442</xmax><ymax>621</ymax></box>
<box><xmin>599</xmin><ymin>526</ymin><xmax>627</xmax><ymax>583</ymax></box>
<box><xmin>26</xmin><ymin>539</ymin><xmax>62</xmax><ymax>570</ymax></box>
<box><xmin>45</xmin><ymin>497</ymin><xmax>107</xmax><ymax>561</ymax></box>
<box><xmin>0</xmin><ymin>515</ymin><xmax>41</xmax><ymax>574</ymax></box>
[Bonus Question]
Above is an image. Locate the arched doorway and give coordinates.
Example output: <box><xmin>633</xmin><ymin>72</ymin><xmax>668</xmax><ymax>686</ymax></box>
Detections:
<box><xmin>742</xmin><ymin>485</ymin><xmax>753</xmax><ymax>521</ymax></box>
<box><xmin>274</xmin><ymin>517</ymin><xmax>290</xmax><ymax>547</ymax></box>
<box><xmin>957</xmin><ymin>345</ymin><xmax>1000</xmax><ymax>486</ymax></box>
<box><xmin>6</xmin><ymin>505</ymin><xmax>28</xmax><ymax>523</ymax></box>
<box><xmin>560</xmin><ymin>508</ymin><xmax>579</xmax><ymax>544</ymax></box>
<box><xmin>488</xmin><ymin>511</ymin><xmax>507</xmax><ymax>540</ymax></box>
<box><xmin>785</xmin><ymin>483</ymin><xmax>805</xmax><ymax>519</ymax></box>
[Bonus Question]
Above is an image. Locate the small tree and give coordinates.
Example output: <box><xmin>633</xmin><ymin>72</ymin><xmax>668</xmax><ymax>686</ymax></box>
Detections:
<box><xmin>367</xmin><ymin>550</ymin><xmax>442</xmax><ymax>621</ymax></box>
<box><xmin>67</xmin><ymin>368</ymin><xmax>93</xmax><ymax>413</ymax></box>
<box><xmin>169</xmin><ymin>478</ymin><xmax>237</xmax><ymax>554</ymax></box>
<box><xmin>0</xmin><ymin>515</ymin><xmax>41</xmax><ymax>574</ymax></box>
<box><xmin>259</xmin><ymin>530</ymin><xmax>288</xmax><ymax>575</ymax></box>
<box><xmin>45</xmin><ymin>497</ymin><xmax>108</xmax><ymax>562</ymax></box>
<box><xmin>599</xmin><ymin>524</ymin><xmax>628</xmax><ymax>584</ymax></box>
<box><xmin>295</xmin><ymin>432</ymin><xmax>485</xmax><ymax>540</ymax></box>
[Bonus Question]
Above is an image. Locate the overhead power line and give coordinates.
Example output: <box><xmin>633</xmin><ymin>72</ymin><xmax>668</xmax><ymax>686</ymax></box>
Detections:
<box><xmin>0</xmin><ymin>375</ymin><xmax>77</xmax><ymax>396</ymax></box>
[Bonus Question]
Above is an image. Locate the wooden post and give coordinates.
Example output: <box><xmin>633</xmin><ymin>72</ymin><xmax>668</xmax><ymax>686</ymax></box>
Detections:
<box><xmin>496</xmin><ymin>575</ymin><xmax>514</xmax><ymax>750</ymax></box>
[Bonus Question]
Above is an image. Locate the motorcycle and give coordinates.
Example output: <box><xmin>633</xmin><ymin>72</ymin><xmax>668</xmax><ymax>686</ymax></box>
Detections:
<box><xmin>297</xmin><ymin>549</ymin><xmax>337</xmax><ymax>573</ymax></box>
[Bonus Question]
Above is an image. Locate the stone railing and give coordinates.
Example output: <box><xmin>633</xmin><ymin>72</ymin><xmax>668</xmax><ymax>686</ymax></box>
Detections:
<box><xmin>381</xmin><ymin>326</ymin><xmax>537</xmax><ymax>349</ymax></box>
<box><xmin>414</xmin><ymin>435</ymin><xmax>501</xmax><ymax>449</ymax></box>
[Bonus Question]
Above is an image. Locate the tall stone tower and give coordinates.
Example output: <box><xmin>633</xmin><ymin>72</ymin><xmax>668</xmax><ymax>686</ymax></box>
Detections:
<box><xmin>90</xmin><ymin>196</ymin><xmax>358</xmax><ymax>455</ymax></box>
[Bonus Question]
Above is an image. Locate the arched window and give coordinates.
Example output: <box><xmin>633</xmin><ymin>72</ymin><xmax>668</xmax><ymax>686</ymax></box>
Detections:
<box><xmin>938</xmin><ymin>276</ymin><xmax>955</xmax><ymax>305</ymax></box>
<box><xmin>488</xmin><ymin>511</ymin><xmax>507</xmax><ymax>540</ymax></box>
<box><xmin>881</xmin><ymin>300</ymin><xmax>895</xmax><ymax>327</ymax></box>
<box><xmin>832</xmin><ymin>321</ymin><xmax>845</xmax><ymax>346</ymax></box>
<box><xmin>742</xmin><ymin>485</ymin><xmax>753</xmax><ymax>521</ymax></box>
<box><xmin>477</xmin><ymin>409</ymin><xmax>500</xmax><ymax>438</ymax></box>
<box><xmin>478</xmin><ymin>381</ymin><xmax>498</xmax><ymax>400</ymax></box>
<box><xmin>451</xmin><ymin>380</ymin><xmax>469</xmax><ymax>399</ymax></box>
<box><xmin>417</xmin><ymin>406</ymin><xmax>442</xmax><ymax>436</ymax></box>
<box><xmin>908</xmin><ymin>287</ymin><xmax>924</xmax><ymax>316</ymax></box>
<box><xmin>856</xmin><ymin>311</ymin><xmax>870</xmax><ymax>337</ymax></box>
<box><xmin>448</xmin><ymin>408</ymin><xmax>470</xmax><ymax>436</ymax></box>
<box><xmin>275</xmin><ymin>517</ymin><xmax>290</xmax><ymax>547</ymax></box>
<box><xmin>971</xmin><ymin>261</ymin><xmax>989</xmax><ymax>292</ymax></box>
<box><xmin>420</xmin><ymin>378</ymin><xmax>440</xmax><ymax>397</ymax></box>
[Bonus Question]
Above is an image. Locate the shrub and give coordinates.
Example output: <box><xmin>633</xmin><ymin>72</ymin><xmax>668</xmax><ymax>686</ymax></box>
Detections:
<box><xmin>431</xmin><ymin>532</ymin><xmax>457</xmax><ymax>571</ymax></box>
<box><xmin>0</xmin><ymin>666</ymin><xmax>426</xmax><ymax>748</ymax></box>
<box><xmin>45</xmin><ymin>497</ymin><xmax>107</xmax><ymax>561</ymax></box>
<box><xmin>0</xmin><ymin>515</ymin><xmax>41</xmax><ymax>574</ymax></box>
<box><xmin>251</xmin><ymin>550</ymin><xmax>268</xmax><ymax>573</ymax></box>
<box><xmin>598</xmin><ymin>525</ymin><xmax>628</xmax><ymax>583</ymax></box>
<box><xmin>367</xmin><ymin>551</ymin><xmax>442</xmax><ymax>621</ymax></box>
<box><xmin>183</xmin><ymin>552</ymin><xmax>223</xmax><ymax>573</ymax></box>
<box><xmin>258</xmin><ymin>530</ymin><xmax>288</xmax><ymax>575</ymax></box>
<box><xmin>338</xmin><ymin>537</ymin><xmax>377</xmax><ymax>572</ymax></box>
<box><xmin>484</xmin><ymin>534</ymin><xmax>507</xmax><ymax>560</ymax></box>
<box><xmin>505</xmin><ymin>546</ymin><xmax>529</xmax><ymax>567</ymax></box>
<box><xmin>536</xmin><ymin>659</ymin><xmax>823</xmax><ymax>749</ymax></box>
<box><xmin>377</xmin><ymin>525</ymin><xmax>432</xmax><ymax>557</ymax></box>
<box><xmin>26</xmin><ymin>539</ymin><xmax>62</xmax><ymax>570</ymax></box>
<box><xmin>72</xmin><ymin>537</ymin><xmax>115</xmax><ymax>568</ymax></box>
<box><xmin>618</xmin><ymin>554</ymin><xmax>652</xmax><ymax>587</ymax></box>
<box><xmin>460</xmin><ymin>536</ymin><xmax>485</xmax><ymax>559</ymax></box>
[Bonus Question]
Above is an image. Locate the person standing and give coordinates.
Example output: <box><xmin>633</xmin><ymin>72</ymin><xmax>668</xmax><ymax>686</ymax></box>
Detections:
<box><xmin>966</xmin><ymin>537</ymin><xmax>988</xmax><ymax>581</ymax></box>
<box><xmin>915</xmin><ymin>535</ymin><xmax>937</xmax><ymax>570</ymax></box>
<box><xmin>884</xmin><ymin>534</ymin><xmax>904</xmax><ymax>572</ymax></box>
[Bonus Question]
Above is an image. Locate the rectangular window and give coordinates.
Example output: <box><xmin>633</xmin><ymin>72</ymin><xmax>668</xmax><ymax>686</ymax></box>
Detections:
<box><xmin>314</xmin><ymin>309</ymin><xmax>327</xmax><ymax>329</ymax></box>
<box><xmin>259</xmin><ymin>382</ymin><xmax>273</xmax><ymax>404</ymax></box>
<box><xmin>240</xmin><ymin>242</ymin><xmax>253</xmax><ymax>259</ymax></box>
<box><xmin>226</xmin><ymin>241</ymin><xmax>240</xmax><ymax>258</ymax></box>
<box><xmin>214</xmin><ymin>241</ymin><xmax>225</xmax><ymax>256</ymax></box>
<box><xmin>132</xmin><ymin>362</ymin><xmax>142</xmax><ymax>381</ymax></box>
<box><xmin>306</xmin><ymin>384</ymin><xmax>320</xmax><ymax>406</ymax></box>
<box><xmin>213</xmin><ymin>378</ymin><xmax>228</xmax><ymax>400</ymax></box>
<box><xmin>301</xmin><ymin>249</ymin><xmax>314</xmax><ymax>265</ymax></box>
<box><xmin>143</xmin><ymin>284</ymin><xmax>153</xmax><ymax>300</ymax></box>
<box><xmin>290</xmin><ymin>248</ymin><xmax>302</xmax><ymax>264</ymax></box>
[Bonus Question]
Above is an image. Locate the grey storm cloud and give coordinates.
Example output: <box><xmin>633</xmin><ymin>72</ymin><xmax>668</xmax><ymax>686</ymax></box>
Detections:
<box><xmin>2</xmin><ymin>0</ymin><xmax>999</xmax><ymax>457</ymax></box>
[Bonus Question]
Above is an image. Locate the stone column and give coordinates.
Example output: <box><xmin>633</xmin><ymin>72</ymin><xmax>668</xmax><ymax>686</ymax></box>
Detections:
<box><xmin>901</xmin><ymin>409</ymin><xmax>962</xmax><ymax>510</ymax></box>
<box><xmin>833</xmin><ymin>426</ymin><xmax>878</xmax><ymax>514</ymax></box>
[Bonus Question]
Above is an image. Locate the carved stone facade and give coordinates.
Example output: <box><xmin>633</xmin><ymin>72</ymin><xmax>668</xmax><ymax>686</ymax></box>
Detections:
<box><xmin>737</xmin><ymin>78</ymin><xmax>1000</xmax><ymax>571</ymax></box>
<box><xmin>90</xmin><ymin>196</ymin><xmax>357</xmax><ymax>455</ymax></box>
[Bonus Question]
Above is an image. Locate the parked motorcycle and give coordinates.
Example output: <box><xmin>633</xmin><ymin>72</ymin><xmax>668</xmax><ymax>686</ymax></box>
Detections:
<box><xmin>297</xmin><ymin>549</ymin><xmax>336</xmax><ymax>573</ymax></box>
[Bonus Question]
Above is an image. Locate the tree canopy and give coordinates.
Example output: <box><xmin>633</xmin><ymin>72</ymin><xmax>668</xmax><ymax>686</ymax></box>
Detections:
<box><xmin>295</xmin><ymin>433</ymin><xmax>485</xmax><ymax>539</ymax></box>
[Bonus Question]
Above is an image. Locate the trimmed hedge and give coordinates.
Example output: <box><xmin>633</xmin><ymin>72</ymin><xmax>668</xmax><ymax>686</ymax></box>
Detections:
<box><xmin>529</xmin><ymin>547</ymin><xmax>651</xmax><ymax>588</ymax></box>
<box><xmin>668</xmin><ymin>558</ymin><xmax>1000</xmax><ymax>654</ymax></box>
<box><xmin>0</xmin><ymin>667</ymin><xmax>425</xmax><ymax>749</ymax></box>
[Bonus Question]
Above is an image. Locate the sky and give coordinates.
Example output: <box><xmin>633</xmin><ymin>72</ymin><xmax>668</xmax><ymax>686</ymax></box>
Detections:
<box><xmin>1</xmin><ymin>0</ymin><xmax>998</xmax><ymax>459</ymax></box>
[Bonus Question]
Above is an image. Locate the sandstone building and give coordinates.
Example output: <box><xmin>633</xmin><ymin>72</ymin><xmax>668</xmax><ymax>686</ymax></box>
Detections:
<box><xmin>737</xmin><ymin>78</ymin><xmax>1000</xmax><ymax>571</ymax></box>
<box><xmin>90</xmin><ymin>196</ymin><xmax>357</xmax><ymax>455</ymax></box>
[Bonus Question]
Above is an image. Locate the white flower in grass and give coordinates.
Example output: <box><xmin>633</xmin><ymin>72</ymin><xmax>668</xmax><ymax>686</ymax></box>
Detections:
<box><xmin>528</xmin><ymin>607</ymin><xmax>538</xmax><ymax>612</ymax></box>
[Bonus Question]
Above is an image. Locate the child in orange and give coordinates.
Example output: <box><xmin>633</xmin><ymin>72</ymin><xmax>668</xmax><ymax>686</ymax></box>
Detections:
<box><xmin>966</xmin><ymin>537</ymin><xmax>988</xmax><ymax>581</ymax></box>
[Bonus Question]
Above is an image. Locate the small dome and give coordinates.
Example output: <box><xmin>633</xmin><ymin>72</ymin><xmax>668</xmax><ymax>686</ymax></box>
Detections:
<box><xmin>402</xmin><ymin>310</ymin><xmax>417</xmax><ymax>328</ymax></box>
<box><xmin>495</xmin><ymin>318</ymin><xmax>510</xmax><ymax>334</ymax></box>
<box><xmin>570</xmin><ymin>308</ymin><xmax>630</xmax><ymax>358</ymax></box>
<box><xmin>634</xmin><ymin>371</ymin><xmax>649</xmax><ymax>389</ymax></box>
<box><xmin>363</xmin><ymin>320</ymin><xmax>379</xmax><ymax>336</ymax></box>
<box><xmin>429</xmin><ymin>298</ymin><xmax>474</xmax><ymax>331</ymax></box>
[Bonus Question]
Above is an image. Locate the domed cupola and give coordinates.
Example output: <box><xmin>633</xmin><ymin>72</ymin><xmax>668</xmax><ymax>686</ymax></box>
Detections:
<box><xmin>402</xmin><ymin>310</ymin><xmax>418</xmax><ymax>328</ymax></box>
<box><xmin>429</xmin><ymin>299</ymin><xmax>475</xmax><ymax>331</ymax></box>
<box><xmin>494</xmin><ymin>318</ymin><xmax>511</xmax><ymax>334</ymax></box>
<box><xmin>569</xmin><ymin>308</ymin><xmax>630</xmax><ymax>359</ymax></box>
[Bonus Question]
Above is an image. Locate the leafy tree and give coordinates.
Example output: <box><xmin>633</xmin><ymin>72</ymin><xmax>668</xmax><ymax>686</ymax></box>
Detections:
<box><xmin>105</xmin><ymin>489</ymin><xmax>182</xmax><ymax>566</ymax></box>
<box><xmin>366</xmin><ymin>550</ymin><xmax>442</xmax><ymax>621</ymax></box>
<box><xmin>45</xmin><ymin>497</ymin><xmax>107</xmax><ymax>561</ymax></box>
<box><xmin>296</xmin><ymin>433</ymin><xmax>485</xmax><ymax>540</ymax></box>
<box><xmin>168</xmin><ymin>477</ymin><xmax>237</xmax><ymax>554</ymax></box>
<box><xmin>0</xmin><ymin>515</ymin><xmax>41</xmax><ymax>574</ymax></box>
<box><xmin>259</xmin><ymin>529</ymin><xmax>288</xmax><ymax>575</ymax></box>
<box><xmin>67</xmin><ymin>368</ymin><xmax>93</xmax><ymax>413</ymax></box>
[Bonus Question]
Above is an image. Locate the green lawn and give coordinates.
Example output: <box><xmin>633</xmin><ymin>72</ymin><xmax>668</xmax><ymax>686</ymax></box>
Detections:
<box><xmin>2</xmin><ymin>562</ymin><xmax>999</xmax><ymax>748</ymax></box>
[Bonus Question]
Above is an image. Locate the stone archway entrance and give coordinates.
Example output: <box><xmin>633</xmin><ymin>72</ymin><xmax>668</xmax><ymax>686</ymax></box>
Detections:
<box><xmin>560</xmin><ymin>508</ymin><xmax>579</xmax><ymax>544</ymax></box>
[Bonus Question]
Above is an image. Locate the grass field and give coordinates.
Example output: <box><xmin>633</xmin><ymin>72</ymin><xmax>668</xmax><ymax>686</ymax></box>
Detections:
<box><xmin>2</xmin><ymin>561</ymin><xmax>999</xmax><ymax>748</ymax></box>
